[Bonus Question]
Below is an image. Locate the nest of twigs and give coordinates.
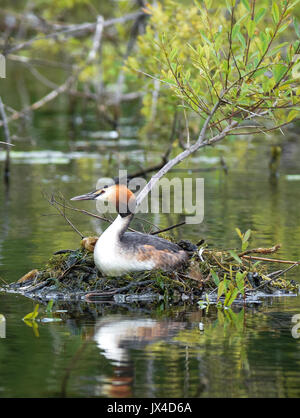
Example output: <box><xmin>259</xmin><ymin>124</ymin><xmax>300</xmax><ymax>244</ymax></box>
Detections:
<box><xmin>2</xmin><ymin>236</ymin><xmax>298</xmax><ymax>304</ymax></box>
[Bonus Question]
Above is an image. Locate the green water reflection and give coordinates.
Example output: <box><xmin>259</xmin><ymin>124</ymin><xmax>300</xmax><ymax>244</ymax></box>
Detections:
<box><xmin>1</xmin><ymin>294</ymin><xmax>300</xmax><ymax>397</ymax></box>
<box><xmin>0</xmin><ymin>110</ymin><xmax>300</xmax><ymax>397</ymax></box>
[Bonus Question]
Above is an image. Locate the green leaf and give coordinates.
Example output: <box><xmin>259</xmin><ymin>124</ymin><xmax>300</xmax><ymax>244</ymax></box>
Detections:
<box><xmin>236</xmin><ymin>308</ymin><xmax>245</xmax><ymax>330</ymax></box>
<box><xmin>236</xmin><ymin>271</ymin><xmax>247</xmax><ymax>295</ymax></box>
<box><xmin>194</xmin><ymin>0</ymin><xmax>202</xmax><ymax>10</ymax></box>
<box><xmin>267</xmin><ymin>42</ymin><xmax>289</xmax><ymax>58</ymax></box>
<box><xmin>293</xmin><ymin>18</ymin><xmax>300</xmax><ymax>38</ymax></box>
<box><xmin>23</xmin><ymin>319</ymin><xmax>39</xmax><ymax>337</ymax></box>
<box><xmin>254</xmin><ymin>8</ymin><xmax>266</xmax><ymax>23</ymax></box>
<box><xmin>272</xmin><ymin>2</ymin><xmax>280</xmax><ymax>24</ymax></box>
<box><xmin>187</xmin><ymin>43</ymin><xmax>197</xmax><ymax>55</ymax></box>
<box><xmin>46</xmin><ymin>299</ymin><xmax>54</xmax><ymax>314</ymax></box>
<box><xmin>277</xmin><ymin>22</ymin><xmax>290</xmax><ymax>34</ymax></box>
<box><xmin>237</xmin><ymin>32</ymin><xmax>246</xmax><ymax>48</ymax></box>
<box><xmin>272</xmin><ymin>64</ymin><xmax>287</xmax><ymax>83</ymax></box>
<box><xmin>211</xmin><ymin>269</ymin><xmax>220</xmax><ymax>286</ymax></box>
<box><xmin>232</xmin><ymin>24</ymin><xmax>241</xmax><ymax>40</ymax></box>
<box><xmin>241</xmin><ymin>0</ymin><xmax>251</xmax><ymax>12</ymax></box>
<box><xmin>228</xmin><ymin>288</ymin><xmax>239</xmax><ymax>306</ymax></box>
<box><xmin>217</xmin><ymin>280</ymin><xmax>225</xmax><ymax>300</ymax></box>
<box><xmin>287</xmin><ymin>0</ymin><xmax>300</xmax><ymax>12</ymax></box>
<box><xmin>224</xmin><ymin>289</ymin><xmax>232</xmax><ymax>307</ymax></box>
<box><xmin>252</xmin><ymin>68</ymin><xmax>267</xmax><ymax>78</ymax></box>
<box><xmin>242</xmin><ymin>241</ymin><xmax>249</xmax><ymax>252</ymax></box>
<box><xmin>169</xmin><ymin>48</ymin><xmax>178</xmax><ymax>61</ymax></box>
<box><xmin>235</xmin><ymin>227</ymin><xmax>243</xmax><ymax>240</ymax></box>
<box><xmin>287</xmin><ymin>109</ymin><xmax>299</xmax><ymax>122</ymax></box>
<box><xmin>199</xmin><ymin>30</ymin><xmax>211</xmax><ymax>45</ymax></box>
<box><xmin>224</xmin><ymin>288</ymin><xmax>239</xmax><ymax>307</ymax></box>
<box><xmin>247</xmin><ymin>20</ymin><xmax>256</xmax><ymax>38</ymax></box>
<box><xmin>292</xmin><ymin>62</ymin><xmax>300</xmax><ymax>80</ymax></box>
<box><xmin>243</xmin><ymin>229</ymin><xmax>252</xmax><ymax>243</ymax></box>
<box><xmin>225</xmin><ymin>0</ymin><xmax>232</xmax><ymax>12</ymax></box>
<box><xmin>23</xmin><ymin>304</ymin><xmax>39</xmax><ymax>321</ymax></box>
<box><xmin>204</xmin><ymin>0</ymin><xmax>213</xmax><ymax>8</ymax></box>
<box><xmin>229</xmin><ymin>250</ymin><xmax>242</xmax><ymax>264</ymax></box>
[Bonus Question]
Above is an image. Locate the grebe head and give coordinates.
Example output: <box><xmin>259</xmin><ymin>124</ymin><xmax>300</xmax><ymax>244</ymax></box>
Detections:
<box><xmin>71</xmin><ymin>184</ymin><xmax>136</xmax><ymax>216</ymax></box>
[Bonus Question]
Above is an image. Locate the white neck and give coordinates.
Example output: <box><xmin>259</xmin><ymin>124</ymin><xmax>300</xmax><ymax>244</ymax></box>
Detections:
<box><xmin>102</xmin><ymin>214</ymin><xmax>132</xmax><ymax>240</ymax></box>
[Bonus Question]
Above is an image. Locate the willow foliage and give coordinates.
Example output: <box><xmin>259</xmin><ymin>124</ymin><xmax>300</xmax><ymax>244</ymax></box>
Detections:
<box><xmin>127</xmin><ymin>0</ymin><xmax>300</xmax><ymax>136</ymax></box>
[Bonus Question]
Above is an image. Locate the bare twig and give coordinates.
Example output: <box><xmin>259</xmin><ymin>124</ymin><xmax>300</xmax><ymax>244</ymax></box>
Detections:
<box><xmin>225</xmin><ymin>2</ymin><xmax>236</xmax><ymax>89</ymax></box>
<box><xmin>1</xmin><ymin>12</ymin><xmax>144</xmax><ymax>128</ymax></box>
<box><xmin>250</xmin><ymin>261</ymin><xmax>299</xmax><ymax>291</ymax></box>
<box><xmin>0</xmin><ymin>141</ymin><xmax>14</xmax><ymax>146</ymax></box>
<box><xmin>182</xmin><ymin>100</ymin><xmax>190</xmax><ymax>148</ymax></box>
<box><xmin>241</xmin><ymin>255</ymin><xmax>300</xmax><ymax>265</ymax></box>
<box><xmin>267</xmin><ymin>263</ymin><xmax>299</xmax><ymax>281</ymax></box>
<box><xmin>6</xmin><ymin>11</ymin><xmax>146</xmax><ymax>54</ymax></box>
<box><xmin>47</xmin><ymin>194</ymin><xmax>84</xmax><ymax>239</ymax></box>
<box><xmin>87</xmin><ymin>15</ymin><xmax>104</xmax><ymax>62</ymax></box>
<box><xmin>48</xmin><ymin>193</ymin><xmax>138</xmax><ymax>233</ymax></box>
<box><xmin>150</xmin><ymin>221</ymin><xmax>186</xmax><ymax>236</ymax></box>
<box><xmin>244</xmin><ymin>0</ymin><xmax>256</xmax><ymax>67</ymax></box>
<box><xmin>0</xmin><ymin>75</ymin><xmax>76</xmax><ymax>127</ymax></box>
<box><xmin>238</xmin><ymin>244</ymin><xmax>281</xmax><ymax>258</ymax></box>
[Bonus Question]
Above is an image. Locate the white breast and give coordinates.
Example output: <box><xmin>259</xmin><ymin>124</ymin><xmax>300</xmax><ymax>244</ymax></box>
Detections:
<box><xmin>94</xmin><ymin>215</ymin><xmax>155</xmax><ymax>276</ymax></box>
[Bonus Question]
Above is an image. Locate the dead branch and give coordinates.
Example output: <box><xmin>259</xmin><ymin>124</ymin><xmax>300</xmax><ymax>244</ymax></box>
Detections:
<box><xmin>267</xmin><ymin>263</ymin><xmax>299</xmax><ymax>281</ymax></box>
<box><xmin>5</xmin><ymin>11</ymin><xmax>146</xmax><ymax>55</ymax></box>
<box><xmin>87</xmin><ymin>15</ymin><xmax>104</xmax><ymax>62</ymax></box>
<box><xmin>0</xmin><ymin>75</ymin><xmax>76</xmax><ymax>127</ymax></box>
<box><xmin>47</xmin><ymin>193</ymin><xmax>184</xmax><ymax>238</ymax></box>
<box><xmin>250</xmin><ymin>262</ymin><xmax>299</xmax><ymax>292</ymax></box>
<box><xmin>150</xmin><ymin>221</ymin><xmax>186</xmax><ymax>236</ymax></box>
<box><xmin>0</xmin><ymin>141</ymin><xmax>14</xmax><ymax>146</ymax></box>
<box><xmin>47</xmin><ymin>194</ymin><xmax>84</xmax><ymax>239</ymax></box>
<box><xmin>48</xmin><ymin>193</ymin><xmax>139</xmax><ymax>233</ymax></box>
<box><xmin>0</xmin><ymin>12</ymin><xmax>144</xmax><ymax>128</ymax></box>
<box><xmin>238</xmin><ymin>244</ymin><xmax>281</xmax><ymax>258</ymax></box>
<box><xmin>1</xmin><ymin>15</ymin><xmax>103</xmax><ymax>127</ymax></box>
<box><xmin>241</xmin><ymin>255</ymin><xmax>300</xmax><ymax>265</ymax></box>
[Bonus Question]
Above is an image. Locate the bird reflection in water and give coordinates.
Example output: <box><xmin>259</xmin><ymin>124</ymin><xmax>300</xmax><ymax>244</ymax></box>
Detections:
<box><xmin>93</xmin><ymin>316</ymin><xmax>186</xmax><ymax>397</ymax></box>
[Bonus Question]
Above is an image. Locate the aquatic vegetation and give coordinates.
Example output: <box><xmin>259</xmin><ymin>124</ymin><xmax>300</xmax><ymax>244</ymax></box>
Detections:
<box><xmin>22</xmin><ymin>300</ymin><xmax>64</xmax><ymax>337</ymax></box>
<box><xmin>3</xmin><ymin>228</ymin><xmax>298</xmax><ymax>304</ymax></box>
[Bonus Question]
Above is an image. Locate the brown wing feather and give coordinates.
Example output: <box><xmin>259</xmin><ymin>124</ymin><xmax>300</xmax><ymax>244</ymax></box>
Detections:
<box><xmin>121</xmin><ymin>232</ymin><xmax>188</xmax><ymax>270</ymax></box>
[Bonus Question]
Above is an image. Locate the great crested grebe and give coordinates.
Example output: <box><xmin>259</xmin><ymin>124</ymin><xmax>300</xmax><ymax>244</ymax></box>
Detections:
<box><xmin>71</xmin><ymin>184</ymin><xmax>188</xmax><ymax>276</ymax></box>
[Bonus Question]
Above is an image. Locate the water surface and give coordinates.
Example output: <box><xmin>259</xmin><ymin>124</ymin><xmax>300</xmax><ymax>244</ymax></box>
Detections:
<box><xmin>0</xmin><ymin>109</ymin><xmax>300</xmax><ymax>398</ymax></box>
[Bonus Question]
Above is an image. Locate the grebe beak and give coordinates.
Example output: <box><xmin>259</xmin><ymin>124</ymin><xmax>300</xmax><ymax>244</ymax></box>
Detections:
<box><xmin>70</xmin><ymin>189</ymin><xmax>104</xmax><ymax>201</ymax></box>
